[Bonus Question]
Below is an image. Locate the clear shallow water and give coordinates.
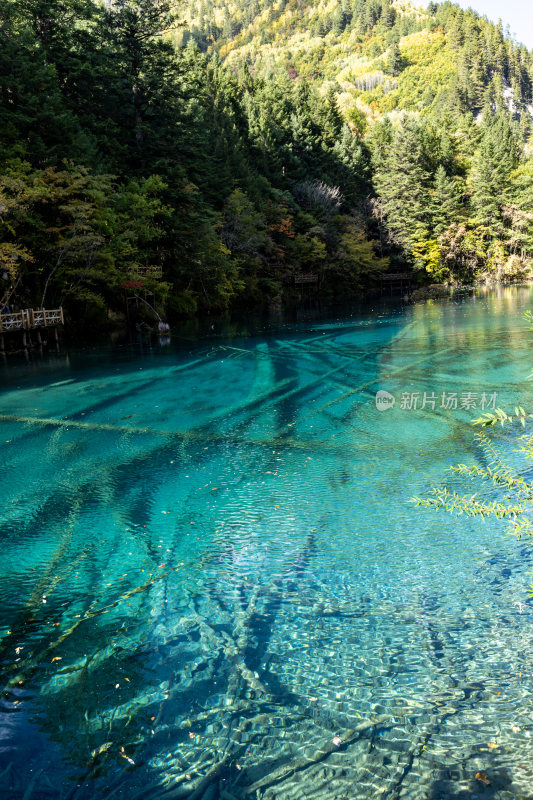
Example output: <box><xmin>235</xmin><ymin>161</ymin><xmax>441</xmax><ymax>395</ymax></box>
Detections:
<box><xmin>1</xmin><ymin>287</ymin><xmax>533</xmax><ymax>799</ymax></box>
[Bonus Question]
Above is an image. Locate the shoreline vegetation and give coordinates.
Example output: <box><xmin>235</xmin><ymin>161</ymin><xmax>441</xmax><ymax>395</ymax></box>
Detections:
<box><xmin>1</xmin><ymin>0</ymin><xmax>533</xmax><ymax>334</ymax></box>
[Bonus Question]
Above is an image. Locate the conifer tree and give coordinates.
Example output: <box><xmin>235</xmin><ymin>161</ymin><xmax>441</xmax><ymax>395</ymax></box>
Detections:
<box><xmin>386</xmin><ymin>42</ymin><xmax>402</xmax><ymax>76</ymax></box>
<box><xmin>430</xmin><ymin>165</ymin><xmax>462</xmax><ymax>236</ymax></box>
<box><xmin>469</xmin><ymin>112</ymin><xmax>521</xmax><ymax>233</ymax></box>
<box><xmin>373</xmin><ymin>116</ymin><xmax>432</xmax><ymax>250</ymax></box>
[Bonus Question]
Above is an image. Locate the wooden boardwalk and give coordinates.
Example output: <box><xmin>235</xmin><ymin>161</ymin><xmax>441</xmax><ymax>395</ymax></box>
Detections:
<box><xmin>293</xmin><ymin>273</ymin><xmax>318</xmax><ymax>285</ymax></box>
<box><xmin>379</xmin><ymin>272</ymin><xmax>414</xmax><ymax>295</ymax></box>
<box><xmin>0</xmin><ymin>308</ymin><xmax>63</xmax><ymax>332</ymax></box>
<box><xmin>0</xmin><ymin>308</ymin><xmax>63</xmax><ymax>352</ymax></box>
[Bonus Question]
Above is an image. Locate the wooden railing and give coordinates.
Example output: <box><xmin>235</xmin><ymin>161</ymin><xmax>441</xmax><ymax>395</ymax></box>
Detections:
<box><xmin>135</xmin><ymin>265</ymin><xmax>163</xmax><ymax>278</ymax></box>
<box><xmin>0</xmin><ymin>308</ymin><xmax>64</xmax><ymax>332</ymax></box>
<box><xmin>293</xmin><ymin>273</ymin><xmax>319</xmax><ymax>285</ymax></box>
<box><xmin>380</xmin><ymin>272</ymin><xmax>413</xmax><ymax>282</ymax></box>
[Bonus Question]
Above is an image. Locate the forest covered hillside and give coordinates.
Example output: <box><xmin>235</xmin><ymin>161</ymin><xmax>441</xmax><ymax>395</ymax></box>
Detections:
<box><xmin>1</xmin><ymin>0</ymin><xmax>533</xmax><ymax>328</ymax></box>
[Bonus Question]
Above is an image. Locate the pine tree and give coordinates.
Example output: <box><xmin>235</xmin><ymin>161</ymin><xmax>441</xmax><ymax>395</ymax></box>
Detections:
<box><xmin>318</xmin><ymin>87</ymin><xmax>343</xmax><ymax>148</ymax></box>
<box><xmin>430</xmin><ymin>165</ymin><xmax>462</xmax><ymax>236</ymax></box>
<box><xmin>331</xmin><ymin>124</ymin><xmax>371</xmax><ymax>204</ymax></box>
<box><xmin>447</xmin><ymin>14</ymin><xmax>464</xmax><ymax>52</ymax></box>
<box><xmin>468</xmin><ymin>61</ymin><xmax>485</xmax><ymax>111</ymax></box>
<box><xmin>507</xmin><ymin>160</ymin><xmax>533</xmax><ymax>260</ymax></box>
<box><xmin>331</xmin><ymin>9</ymin><xmax>344</xmax><ymax>36</ymax></box>
<box><xmin>0</xmin><ymin>0</ymin><xmax>97</xmax><ymax>166</ymax></box>
<box><xmin>97</xmin><ymin>0</ymin><xmax>188</xmax><ymax>175</ymax></box>
<box><xmin>469</xmin><ymin>112</ymin><xmax>521</xmax><ymax>233</ymax></box>
<box><xmin>381</xmin><ymin>0</ymin><xmax>396</xmax><ymax>29</ymax></box>
<box><xmin>386</xmin><ymin>43</ymin><xmax>402</xmax><ymax>76</ymax></box>
<box><xmin>373</xmin><ymin>116</ymin><xmax>433</xmax><ymax>250</ymax></box>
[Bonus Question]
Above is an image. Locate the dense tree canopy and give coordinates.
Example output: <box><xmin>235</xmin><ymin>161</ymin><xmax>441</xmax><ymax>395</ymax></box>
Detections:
<box><xmin>1</xmin><ymin>0</ymin><xmax>533</xmax><ymax>327</ymax></box>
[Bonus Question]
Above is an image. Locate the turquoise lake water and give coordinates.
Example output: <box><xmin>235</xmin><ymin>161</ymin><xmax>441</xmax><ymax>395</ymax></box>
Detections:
<box><xmin>1</xmin><ymin>286</ymin><xmax>533</xmax><ymax>799</ymax></box>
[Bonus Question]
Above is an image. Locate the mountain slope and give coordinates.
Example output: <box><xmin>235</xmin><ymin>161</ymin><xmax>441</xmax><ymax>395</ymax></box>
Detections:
<box><xmin>172</xmin><ymin>0</ymin><xmax>533</xmax><ymax>283</ymax></box>
<box><xmin>178</xmin><ymin>0</ymin><xmax>533</xmax><ymax>128</ymax></box>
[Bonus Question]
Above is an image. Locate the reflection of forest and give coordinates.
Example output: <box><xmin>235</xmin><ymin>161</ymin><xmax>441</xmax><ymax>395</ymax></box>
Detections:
<box><xmin>392</xmin><ymin>287</ymin><xmax>533</xmax><ymax>407</ymax></box>
<box><xmin>410</xmin><ymin>286</ymin><xmax>529</xmax><ymax>354</ymax></box>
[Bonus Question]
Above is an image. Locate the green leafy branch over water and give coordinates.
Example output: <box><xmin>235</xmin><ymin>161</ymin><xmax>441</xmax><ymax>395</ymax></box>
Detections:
<box><xmin>412</xmin><ymin>434</ymin><xmax>533</xmax><ymax>538</ymax></box>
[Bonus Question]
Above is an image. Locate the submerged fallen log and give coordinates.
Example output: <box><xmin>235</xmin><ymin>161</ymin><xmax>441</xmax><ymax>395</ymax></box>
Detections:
<box><xmin>144</xmin><ymin>716</ymin><xmax>391</xmax><ymax>800</ymax></box>
<box><xmin>241</xmin><ymin>715</ymin><xmax>391</xmax><ymax>795</ymax></box>
<box><xmin>2</xmin><ymin>570</ymin><xmax>168</xmax><ymax>697</ymax></box>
